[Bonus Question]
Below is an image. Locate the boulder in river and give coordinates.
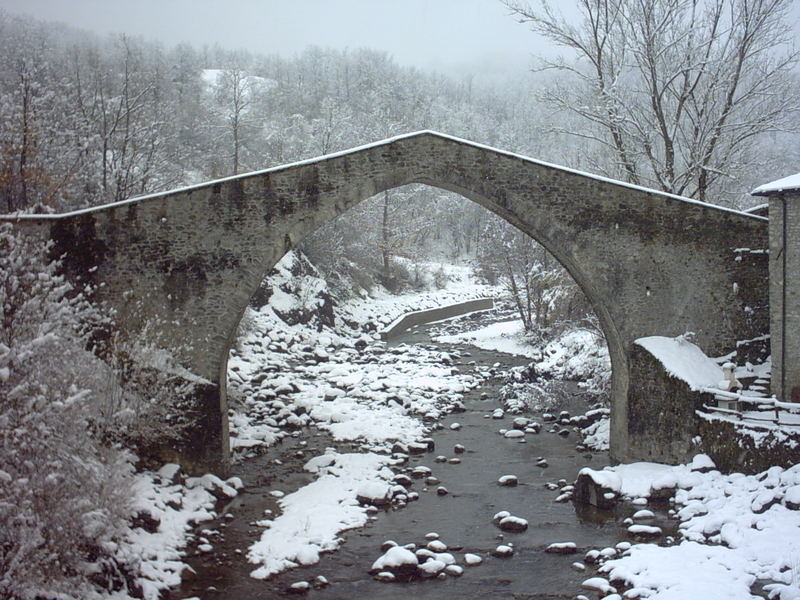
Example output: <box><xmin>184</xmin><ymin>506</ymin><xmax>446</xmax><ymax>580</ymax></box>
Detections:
<box><xmin>573</xmin><ymin>470</ymin><xmax>620</xmax><ymax>509</ymax></box>
<box><xmin>497</xmin><ymin>475</ymin><xmax>518</xmax><ymax>487</ymax></box>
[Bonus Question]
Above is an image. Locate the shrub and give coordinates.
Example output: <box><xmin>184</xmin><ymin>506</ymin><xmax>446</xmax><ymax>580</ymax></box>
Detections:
<box><xmin>0</xmin><ymin>224</ymin><xmax>138</xmax><ymax>599</ymax></box>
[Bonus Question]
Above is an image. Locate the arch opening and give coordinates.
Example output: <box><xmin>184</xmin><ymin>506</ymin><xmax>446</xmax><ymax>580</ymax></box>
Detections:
<box><xmin>223</xmin><ymin>180</ymin><xmax>622</xmax><ymax>464</ymax></box>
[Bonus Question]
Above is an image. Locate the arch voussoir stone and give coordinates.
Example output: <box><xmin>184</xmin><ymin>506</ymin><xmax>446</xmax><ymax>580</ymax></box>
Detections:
<box><xmin>2</xmin><ymin>131</ymin><xmax>768</xmax><ymax>473</ymax></box>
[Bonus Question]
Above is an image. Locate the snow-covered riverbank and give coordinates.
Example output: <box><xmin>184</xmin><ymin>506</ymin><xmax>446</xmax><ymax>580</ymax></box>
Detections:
<box><xmin>127</xmin><ymin>253</ymin><xmax>800</xmax><ymax>600</ymax></box>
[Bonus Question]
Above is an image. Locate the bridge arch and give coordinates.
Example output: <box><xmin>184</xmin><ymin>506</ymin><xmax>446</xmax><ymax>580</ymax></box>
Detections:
<box><xmin>3</xmin><ymin>131</ymin><xmax>767</xmax><ymax>473</ymax></box>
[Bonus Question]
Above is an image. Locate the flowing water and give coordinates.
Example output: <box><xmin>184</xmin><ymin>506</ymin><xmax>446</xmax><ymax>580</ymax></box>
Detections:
<box><xmin>177</xmin><ymin>325</ymin><xmax>668</xmax><ymax>599</ymax></box>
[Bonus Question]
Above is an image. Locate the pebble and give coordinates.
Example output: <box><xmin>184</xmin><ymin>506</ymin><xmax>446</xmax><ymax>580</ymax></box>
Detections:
<box><xmin>374</xmin><ymin>571</ymin><xmax>395</xmax><ymax>582</ymax></box>
<box><xmin>450</xmin><ymin>422</ymin><xmax>462</xmax><ymax>430</ymax></box>
<box><xmin>436</xmin><ymin>486</ymin><xmax>449</xmax><ymax>496</ymax></box>
<box><xmin>425</xmin><ymin>532</ymin><xmax>440</xmax><ymax>540</ymax></box>
<box><xmin>453</xmin><ymin>444</ymin><xmax>466</xmax><ymax>454</ymax></box>
<box><xmin>434</xmin><ymin>455</ymin><xmax>448</xmax><ymax>463</ymax></box>
<box><xmin>493</xmin><ymin>544</ymin><xmax>514</xmax><ymax>557</ymax></box>
<box><xmin>448</xmin><ymin>458</ymin><xmax>461</xmax><ymax>464</ymax></box>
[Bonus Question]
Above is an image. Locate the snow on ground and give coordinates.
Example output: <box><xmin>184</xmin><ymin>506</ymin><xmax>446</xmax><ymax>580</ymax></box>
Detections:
<box><xmin>340</xmin><ymin>263</ymin><xmax>497</xmax><ymax>332</ymax></box>
<box><xmin>118</xmin><ymin>466</ymin><xmax>241</xmax><ymax>599</ymax></box>
<box><xmin>538</xmin><ymin>328</ymin><xmax>610</xmax><ymax>386</ymax></box>
<box><xmin>581</xmin><ymin>458</ymin><xmax>800</xmax><ymax>599</ymax></box>
<box><xmin>248</xmin><ymin>450</ymin><xmax>396</xmax><ymax>579</ymax></box>
<box><xmin>435</xmin><ymin>319</ymin><xmax>538</xmax><ymax>357</ymax></box>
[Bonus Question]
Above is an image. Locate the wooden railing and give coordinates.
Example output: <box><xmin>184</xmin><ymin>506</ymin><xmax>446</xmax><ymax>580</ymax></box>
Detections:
<box><xmin>700</xmin><ymin>386</ymin><xmax>800</xmax><ymax>428</ymax></box>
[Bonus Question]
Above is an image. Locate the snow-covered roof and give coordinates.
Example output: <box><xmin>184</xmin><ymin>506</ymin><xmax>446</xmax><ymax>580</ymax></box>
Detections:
<box><xmin>635</xmin><ymin>336</ymin><xmax>723</xmax><ymax>392</ymax></box>
<box><xmin>752</xmin><ymin>173</ymin><xmax>800</xmax><ymax>196</ymax></box>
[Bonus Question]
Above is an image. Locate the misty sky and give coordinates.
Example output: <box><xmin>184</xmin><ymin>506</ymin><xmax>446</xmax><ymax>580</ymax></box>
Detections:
<box><xmin>1</xmin><ymin>0</ymin><xmax>798</xmax><ymax>77</ymax></box>
<box><xmin>0</xmin><ymin>0</ymin><xmax>580</xmax><ymax>75</ymax></box>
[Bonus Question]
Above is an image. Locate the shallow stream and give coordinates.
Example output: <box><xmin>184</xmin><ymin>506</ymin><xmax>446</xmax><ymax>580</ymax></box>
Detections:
<box><xmin>177</xmin><ymin>325</ymin><xmax>667</xmax><ymax>599</ymax></box>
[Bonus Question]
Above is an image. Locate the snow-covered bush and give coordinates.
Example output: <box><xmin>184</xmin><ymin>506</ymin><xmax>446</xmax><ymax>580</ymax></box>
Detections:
<box><xmin>0</xmin><ymin>224</ymin><xmax>137</xmax><ymax>599</ymax></box>
<box><xmin>535</xmin><ymin>325</ymin><xmax>611</xmax><ymax>398</ymax></box>
<box><xmin>91</xmin><ymin>327</ymin><xmax>195</xmax><ymax>465</ymax></box>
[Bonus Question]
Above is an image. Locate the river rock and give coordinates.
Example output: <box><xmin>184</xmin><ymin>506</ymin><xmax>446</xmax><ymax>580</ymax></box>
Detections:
<box><xmin>287</xmin><ymin>581</ymin><xmax>310</xmax><ymax>594</ymax></box>
<box><xmin>493</xmin><ymin>544</ymin><xmax>514</xmax><ymax>558</ymax></box>
<box><xmin>393</xmin><ymin>474</ymin><xmax>412</xmax><ymax>487</ymax></box>
<box><xmin>545</xmin><ymin>542</ymin><xmax>577</xmax><ymax>554</ymax></box>
<box><xmin>504</xmin><ymin>429</ymin><xmax>525</xmax><ymax>439</ymax></box>
<box><xmin>356</xmin><ymin>481</ymin><xmax>392</xmax><ymax>507</ymax></box>
<box><xmin>410</xmin><ymin>466</ymin><xmax>432</xmax><ymax>479</ymax></box>
<box><xmin>464</xmin><ymin>553</ymin><xmax>483</xmax><ymax>566</ymax></box>
<box><xmin>573</xmin><ymin>471</ymin><xmax>620</xmax><ymax>509</ymax></box>
<box><xmin>370</xmin><ymin>546</ymin><xmax>419</xmax><ymax>577</ymax></box>
<box><xmin>498</xmin><ymin>475</ymin><xmax>518</xmax><ymax>487</ymax></box>
<box><xmin>581</xmin><ymin>577</ymin><xmax>617</xmax><ymax>595</ymax></box>
<box><xmin>454</xmin><ymin>444</ymin><xmax>466</xmax><ymax>454</ymax></box>
<box><xmin>418</xmin><ymin>559</ymin><xmax>446</xmax><ymax>577</ymax></box>
<box><xmin>627</xmin><ymin>524</ymin><xmax>662</xmax><ymax>540</ymax></box>
<box><xmin>407</xmin><ymin>442</ymin><xmax>430</xmax><ymax>455</ymax></box>
<box><xmin>492</xmin><ymin>510</ymin><xmax>510</xmax><ymax>525</ymax></box>
<box><xmin>498</xmin><ymin>515</ymin><xmax>528</xmax><ymax>532</ymax></box>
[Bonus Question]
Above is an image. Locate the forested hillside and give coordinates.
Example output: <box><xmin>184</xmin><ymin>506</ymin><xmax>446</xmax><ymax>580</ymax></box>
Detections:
<box><xmin>1</xmin><ymin>8</ymin><xmax>796</xmax><ymax>217</ymax></box>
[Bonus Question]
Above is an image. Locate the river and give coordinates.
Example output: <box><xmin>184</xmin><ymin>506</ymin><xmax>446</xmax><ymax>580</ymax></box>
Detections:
<box><xmin>177</xmin><ymin>323</ymin><xmax>649</xmax><ymax>599</ymax></box>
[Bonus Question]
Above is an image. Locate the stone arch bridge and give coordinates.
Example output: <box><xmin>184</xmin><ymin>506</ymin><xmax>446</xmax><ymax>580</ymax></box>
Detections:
<box><xmin>3</xmin><ymin>131</ymin><xmax>768</xmax><ymax>473</ymax></box>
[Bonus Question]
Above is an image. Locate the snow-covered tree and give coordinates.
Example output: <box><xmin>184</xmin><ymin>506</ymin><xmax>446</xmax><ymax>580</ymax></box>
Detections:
<box><xmin>0</xmin><ymin>224</ymin><xmax>137</xmax><ymax>598</ymax></box>
<box><xmin>502</xmin><ymin>0</ymin><xmax>800</xmax><ymax>203</ymax></box>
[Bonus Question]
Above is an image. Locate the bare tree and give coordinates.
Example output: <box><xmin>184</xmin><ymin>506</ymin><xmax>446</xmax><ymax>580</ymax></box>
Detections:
<box><xmin>502</xmin><ymin>0</ymin><xmax>799</xmax><ymax>202</ymax></box>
